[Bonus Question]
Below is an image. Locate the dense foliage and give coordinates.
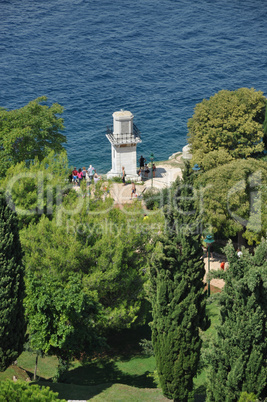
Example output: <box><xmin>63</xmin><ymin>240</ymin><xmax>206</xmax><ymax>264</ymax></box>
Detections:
<box><xmin>24</xmin><ymin>273</ymin><xmax>104</xmax><ymax>377</ymax></box>
<box><xmin>195</xmin><ymin>158</ymin><xmax>267</xmax><ymax>244</ymax></box>
<box><xmin>206</xmin><ymin>240</ymin><xmax>267</xmax><ymax>401</ymax></box>
<box><xmin>187</xmin><ymin>88</ymin><xmax>266</xmax><ymax>168</ymax></box>
<box><xmin>0</xmin><ymin>97</ymin><xmax>66</xmax><ymax>177</ymax></box>
<box><xmin>150</xmin><ymin>163</ymin><xmax>208</xmax><ymax>401</ymax></box>
<box><xmin>0</xmin><ymin>191</ymin><xmax>26</xmax><ymax>371</ymax></box>
<box><xmin>0</xmin><ymin>380</ymin><xmax>64</xmax><ymax>401</ymax></box>
<box><xmin>20</xmin><ymin>199</ymin><xmax>159</xmax><ymax>334</ymax></box>
<box><xmin>1</xmin><ymin>151</ymin><xmax>69</xmax><ymax>228</ymax></box>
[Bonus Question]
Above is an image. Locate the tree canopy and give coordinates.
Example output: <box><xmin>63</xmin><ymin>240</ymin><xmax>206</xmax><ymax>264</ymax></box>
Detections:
<box><xmin>187</xmin><ymin>88</ymin><xmax>266</xmax><ymax>167</ymax></box>
<box><xmin>0</xmin><ymin>151</ymin><xmax>69</xmax><ymax>228</ymax></box>
<box><xmin>0</xmin><ymin>97</ymin><xmax>66</xmax><ymax>176</ymax></box>
<box><xmin>20</xmin><ymin>198</ymin><xmax>160</xmax><ymax>334</ymax></box>
<box><xmin>0</xmin><ymin>191</ymin><xmax>26</xmax><ymax>371</ymax></box>
<box><xmin>195</xmin><ymin>158</ymin><xmax>267</xmax><ymax>244</ymax></box>
<box><xmin>150</xmin><ymin>163</ymin><xmax>208</xmax><ymax>401</ymax></box>
<box><xmin>206</xmin><ymin>240</ymin><xmax>267</xmax><ymax>401</ymax></box>
<box><xmin>24</xmin><ymin>273</ymin><xmax>104</xmax><ymax>365</ymax></box>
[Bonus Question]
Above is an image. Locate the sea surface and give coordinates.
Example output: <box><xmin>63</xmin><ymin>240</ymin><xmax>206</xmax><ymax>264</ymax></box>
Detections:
<box><xmin>1</xmin><ymin>0</ymin><xmax>267</xmax><ymax>173</ymax></box>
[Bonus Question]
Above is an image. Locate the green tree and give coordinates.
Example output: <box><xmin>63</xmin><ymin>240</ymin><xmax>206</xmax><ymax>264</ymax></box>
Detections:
<box><xmin>149</xmin><ymin>163</ymin><xmax>208</xmax><ymax>401</ymax></box>
<box><xmin>206</xmin><ymin>240</ymin><xmax>267</xmax><ymax>401</ymax></box>
<box><xmin>0</xmin><ymin>97</ymin><xmax>66</xmax><ymax>176</ymax></box>
<box><xmin>24</xmin><ymin>273</ymin><xmax>104</xmax><ymax>380</ymax></box>
<box><xmin>238</xmin><ymin>392</ymin><xmax>257</xmax><ymax>402</ymax></box>
<box><xmin>187</xmin><ymin>88</ymin><xmax>266</xmax><ymax>167</ymax></box>
<box><xmin>20</xmin><ymin>199</ymin><xmax>158</xmax><ymax>333</ymax></box>
<box><xmin>195</xmin><ymin>158</ymin><xmax>267</xmax><ymax>244</ymax></box>
<box><xmin>0</xmin><ymin>380</ymin><xmax>65</xmax><ymax>401</ymax></box>
<box><xmin>194</xmin><ymin>148</ymin><xmax>234</xmax><ymax>171</ymax></box>
<box><xmin>0</xmin><ymin>191</ymin><xmax>26</xmax><ymax>371</ymax></box>
<box><xmin>1</xmin><ymin>151</ymin><xmax>69</xmax><ymax>228</ymax></box>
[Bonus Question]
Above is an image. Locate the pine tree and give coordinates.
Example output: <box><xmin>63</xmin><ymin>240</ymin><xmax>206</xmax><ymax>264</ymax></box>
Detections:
<box><xmin>206</xmin><ymin>240</ymin><xmax>267</xmax><ymax>401</ymax></box>
<box><xmin>0</xmin><ymin>191</ymin><xmax>26</xmax><ymax>371</ymax></box>
<box><xmin>150</xmin><ymin>162</ymin><xmax>208</xmax><ymax>401</ymax></box>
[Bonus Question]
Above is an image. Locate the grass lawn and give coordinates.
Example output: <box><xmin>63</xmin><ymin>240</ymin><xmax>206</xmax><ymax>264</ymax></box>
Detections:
<box><xmin>0</xmin><ymin>296</ymin><xmax>220</xmax><ymax>401</ymax></box>
<box><xmin>17</xmin><ymin>352</ymin><xmax>58</xmax><ymax>380</ymax></box>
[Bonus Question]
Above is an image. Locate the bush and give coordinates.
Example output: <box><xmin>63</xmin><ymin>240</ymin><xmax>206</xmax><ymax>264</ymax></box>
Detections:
<box><xmin>143</xmin><ymin>188</ymin><xmax>161</xmax><ymax>210</ymax></box>
<box><xmin>0</xmin><ymin>380</ymin><xmax>65</xmax><ymax>401</ymax></box>
<box><xmin>238</xmin><ymin>391</ymin><xmax>258</xmax><ymax>402</ymax></box>
<box><xmin>111</xmin><ymin>176</ymin><xmax>122</xmax><ymax>183</ymax></box>
<box><xmin>139</xmin><ymin>338</ymin><xmax>154</xmax><ymax>356</ymax></box>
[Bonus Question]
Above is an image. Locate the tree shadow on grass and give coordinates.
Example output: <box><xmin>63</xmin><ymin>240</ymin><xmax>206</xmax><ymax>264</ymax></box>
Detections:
<box><xmin>63</xmin><ymin>359</ymin><xmax>156</xmax><ymax>388</ymax></box>
<box><xmin>31</xmin><ymin>380</ymin><xmax>112</xmax><ymax>401</ymax></box>
<box><xmin>31</xmin><ymin>359</ymin><xmax>156</xmax><ymax>401</ymax></box>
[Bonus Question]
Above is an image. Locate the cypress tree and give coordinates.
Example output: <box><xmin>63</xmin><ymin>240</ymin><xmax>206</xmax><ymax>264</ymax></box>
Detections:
<box><xmin>0</xmin><ymin>191</ymin><xmax>26</xmax><ymax>370</ymax></box>
<box><xmin>206</xmin><ymin>240</ymin><xmax>267</xmax><ymax>401</ymax></box>
<box><xmin>150</xmin><ymin>162</ymin><xmax>208</xmax><ymax>401</ymax></box>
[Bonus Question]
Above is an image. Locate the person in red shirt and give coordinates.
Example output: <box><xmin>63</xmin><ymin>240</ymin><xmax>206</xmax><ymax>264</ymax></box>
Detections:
<box><xmin>72</xmin><ymin>167</ymin><xmax>78</xmax><ymax>184</ymax></box>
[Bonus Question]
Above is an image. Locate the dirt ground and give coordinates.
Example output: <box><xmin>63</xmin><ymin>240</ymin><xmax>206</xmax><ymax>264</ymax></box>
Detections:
<box><xmin>203</xmin><ymin>255</ymin><xmax>225</xmax><ymax>290</ymax></box>
<box><xmin>110</xmin><ymin>153</ymin><xmax>184</xmax><ymax>205</ymax></box>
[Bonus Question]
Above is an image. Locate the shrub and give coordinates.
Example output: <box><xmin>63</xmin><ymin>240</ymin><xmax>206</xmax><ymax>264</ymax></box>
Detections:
<box><xmin>238</xmin><ymin>391</ymin><xmax>258</xmax><ymax>402</ymax></box>
<box><xmin>0</xmin><ymin>380</ymin><xmax>65</xmax><ymax>401</ymax></box>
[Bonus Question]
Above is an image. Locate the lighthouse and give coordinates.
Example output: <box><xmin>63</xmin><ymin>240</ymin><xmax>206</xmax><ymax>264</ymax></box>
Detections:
<box><xmin>106</xmin><ymin>110</ymin><xmax>142</xmax><ymax>180</ymax></box>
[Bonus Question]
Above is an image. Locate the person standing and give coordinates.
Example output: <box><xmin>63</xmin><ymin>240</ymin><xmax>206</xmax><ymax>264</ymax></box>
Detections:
<box><xmin>77</xmin><ymin>168</ymin><xmax>83</xmax><ymax>186</ymax></box>
<box><xmin>87</xmin><ymin>165</ymin><xmax>95</xmax><ymax>182</ymax></box>
<box><xmin>122</xmin><ymin>166</ymin><xmax>126</xmax><ymax>185</ymax></box>
<box><xmin>131</xmin><ymin>182</ymin><xmax>136</xmax><ymax>199</ymax></box>
<box><xmin>144</xmin><ymin>164</ymin><xmax>150</xmax><ymax>178</ymax></box>
<box><xmin>82</xmin><ymin>167</ymin><xmax>87</xmax><ymax>180</ymax></box>
<box><xmin>152</xmin><ymin>163</ymin><xmax>156</xmax><ymax>178</ymax></box>
<box><xmin>139</xmin><ymin>155</ymin><xmax>146</xmax><ymax>169</ymax></box>
<box><xmin>72</xmin><ymin>167</ymin><xmax>78</xmax><ymax>185</ymax></box>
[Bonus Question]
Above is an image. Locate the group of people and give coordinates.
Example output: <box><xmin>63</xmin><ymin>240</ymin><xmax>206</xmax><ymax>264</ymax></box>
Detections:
<box><xmin>138</xmin><ymin>155</ymin><xmax>156</xmax><ymax>179</ymax></box>
<box><xmin>71</xmin><ymin>165</ymin><xmax>101</xmax><ymax>186</ymax></box>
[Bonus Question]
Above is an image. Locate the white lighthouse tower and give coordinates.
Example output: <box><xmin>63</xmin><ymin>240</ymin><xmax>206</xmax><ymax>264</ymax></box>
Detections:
<box><xmin>106</xmin><ymin>110</ymin><xmax>142</xmax><ymax>180</ymax></box>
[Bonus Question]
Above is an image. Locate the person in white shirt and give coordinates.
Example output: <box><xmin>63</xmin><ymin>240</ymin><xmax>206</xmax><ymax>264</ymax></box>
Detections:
<box><xmin>87</xmin><ymin>165</ymin><xmax>95</xmax><ymax>181</ymax></box>
<box><xmin>237</xmin><ymin>248</ymin><xmax>242</xmax><ymax>257</ymax></box>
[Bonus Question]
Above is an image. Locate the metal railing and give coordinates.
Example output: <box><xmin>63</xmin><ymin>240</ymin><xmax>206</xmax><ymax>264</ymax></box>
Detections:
<box><xmin>106</xmin><ymin>124</ymin><xmax>142</xmax><ymax>146</ymax></box>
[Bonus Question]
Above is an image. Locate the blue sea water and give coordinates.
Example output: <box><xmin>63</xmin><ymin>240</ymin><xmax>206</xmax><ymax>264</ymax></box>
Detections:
<box><xmin>1</xmin><ymin>0</ymin><xmax>267</xmax><ymax>173</ymax></box>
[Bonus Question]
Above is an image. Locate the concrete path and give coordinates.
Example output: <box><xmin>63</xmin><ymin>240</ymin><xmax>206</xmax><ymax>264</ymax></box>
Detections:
<box><xmin>110</xmin><ymin>162</ymin><xmax>183</xmax><ymax>205</ymax></box>
<box><xmin>144</xmin><ymin>164</ymin><xmax>183</xmax><ymax>190</ymax></box>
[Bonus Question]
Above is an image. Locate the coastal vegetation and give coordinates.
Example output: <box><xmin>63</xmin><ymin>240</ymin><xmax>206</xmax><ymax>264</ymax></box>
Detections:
<box><xmin>205</xmin><ymin>241</ymin><xmax>267</xmax><ymax>401</ymax></box>
<box><xmin>150</xmin><ymin>163</ymin><xmax>209</xmax><ymax>401</ymax></box>
<box><xmin>0</xmin><ymin>89</ymin><xmax>266</xmax><ymax>400</ymax></box>
<box><xmin>187</xmin><ymin>88</ymin><xmax>266</xmax><ymax>170</ymax></box>
<box><xmin>0</xmin><ymin>191</ymin><xmax>26</xmax><ymax>371</ymax></box>
<box><xmin>0</xmin><ymin>97</ymin><xmax>66</xmax><ymax>177</ymax></box>
<box><xmin>195</xmin><ymin>158</ymin><xmax>267</xmax><ymax>245</ymax></box>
